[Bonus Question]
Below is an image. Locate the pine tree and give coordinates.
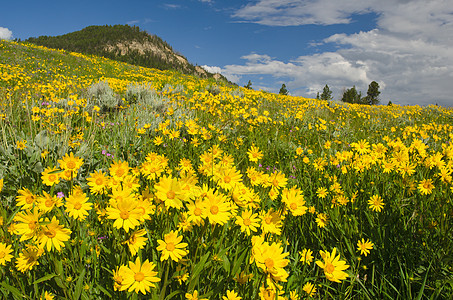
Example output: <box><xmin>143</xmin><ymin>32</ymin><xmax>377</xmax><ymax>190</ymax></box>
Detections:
<box><xmin>365</xmin><ymin>81</ymin><xmax>380</xmax><ymax>105</ymax></box>
<box><xmin>341</xmin><ymin>86</ymin><xmax>362</xmax><ymax>104</ymax></box>
<box><xmin>320</xmin><ymin>84</ymin><xmax>333</xmax><ymax>100</ymax></box>
<box><xmin>279</xmin><ymin>84</ymin><xmax>289</xmax><ymax>95</ymax></box>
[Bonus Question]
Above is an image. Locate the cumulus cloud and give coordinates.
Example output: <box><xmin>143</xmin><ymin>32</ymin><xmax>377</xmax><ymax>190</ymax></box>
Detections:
<box><xmin>219</xmin><ymin>52</ymin><xmax>372</xmax><ymax>99</ymax></box>
<box><xmin>202</xmin><ymin>65</ymin><xmax>240</xmax><ymax>82</ymax></box>
<box><xmin>201</xmin><ymin>65</ymin><xmax>222</xmax><ymax>74</ymax></box>
<box><xmin>0</xmin><ymin>27</ymin><xmax>13</xmax><ymax>40</ymax></box>
<box><xmin>229</xmin><ymin>0</ymin><xmax>453</xmax><ymax>106</ymax></box>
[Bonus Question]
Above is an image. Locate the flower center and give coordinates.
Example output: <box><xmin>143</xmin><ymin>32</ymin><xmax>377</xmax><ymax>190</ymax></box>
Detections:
<box><xmin>49</xmin><ymin>174</ymin><xmax>57</xmax><ymax>182</ymax></box>
<box><xmin>95</xmin><ymin>178</ymin><xmax>104</xmax><ymax>185</ymax></box>
<box><xmin>166</xmin><ymin>242</ymin><xmax>175</xmax><ymax>251</ymax></box>
<box><xmin>265</xmin><ymin>258</ymin><xmax>274</xmax><ymax>269</ymax></box>
<box><xmin>194</xmin><ymin>207</ymin><xmax>202</xmax><ymax>216</ymax></box>
<box><xmin>67</xmin><ymin>161</ymin><xmax>76</xmax><ymax>170</ymax></box>
<box><xmin>265</xmin><ymin>217</ymin><xmax>272</xmax><ymax>224</ymax></box>
<box><xmin>166</xmin><ymin>191</ymin><xmax>176</xmax><ymax>199</ymax></box>
<box><xmin>243</xmin><ymin>218</ymin><xmax>251</xmax><ymax>226</ymax></box>
<box><xmin>115</xmin><ymin>169</ymin><xmax>125</xmax><ymax>177</ymax></box>
<box><xmin>290</xmin><ymin>203</ymin><xmax>298</xmax><ymax>210</ymax></box>
<box><xmin>134</xmin><ymin>272</ymin><xmax>145</xmax><ymax>282</ymax></box>
<box><xmin>0</xmin><ymin>251</ymin><xmax>5</xmax><ymax>258</ymax></box>
<box><xmin>120</xmin><ymin>211</ymin><xmax>130</xmax><ymax>220</ymax></box>
<box><xmin>210</xmin><ymin>205</ymin><xmax>219</xmax><ymax>214</ymax></box>
<box><xmin>223</xmin><ymin>176</ymin><xmax>231</xmax><ymax>183</ymax></box>
<box><xmin>45</xmin><ymin>199</ymin><xmax>54</xmax><ymax>207</ymax></box>
<box><xmin>27</xmin><ymin>255</ymin><xmax>37</xmax><ymax>264</ymax></box>
<box><xmin>272</xmin><ymin>179</ymin><xmax>279</xmax><ymax>187</ymax></box>
<box><xmin>26</xmin><ymin>196</ymin><xmax>35</xmax><ymax>204</ymax></box>
<box><xmin>74</xmin><ymin>202</ymin><xmax>82</xmax><ymax>210</ymax></box>
<box><xmin>28</xmin><ymin>221</ymin><xmax>37</xmax><ymax>230</ymax></box>
<box><xmin>326</xmin><ymin>263</ymin><xmax>335</xmax><ymax>274</ymax></box>
<box><xmin>44</xmin><ymin>229</ymin><xmax>57</xmax><ymax>238</ymax></box>
<box><xmin>114</xmin><ymin>275</ymin><xmax>123</xmax><ymax>284</ymax></box>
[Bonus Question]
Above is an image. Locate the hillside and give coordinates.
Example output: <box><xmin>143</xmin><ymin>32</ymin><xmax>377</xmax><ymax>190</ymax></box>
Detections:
<box><xmin>1</xmin><ymin>40</ymin><xmax>453</xmax><ymax>299</ymax></box>
<box><xmin>25</xmin><ymin>24</ymin><xmax>227</xmax><ymax>81</ymax></box>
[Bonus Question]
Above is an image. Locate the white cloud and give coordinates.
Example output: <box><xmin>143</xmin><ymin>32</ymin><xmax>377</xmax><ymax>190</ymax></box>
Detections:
<box><xmin>162</xmin><ymin>3</ymin><xmax>182</xmax><ymax>9</ymax></box>
<box><xmin>233</xmin><ymin>0</ymin><xmax>375</xmax><ymax>26</ymax></box>
<box><xmin>219</xmin><ymin>51</ymin><xmax>372</xmax><ymax>100</ymax></box>
<box><xmin>0</xmin><ymin>27</ymin><xmax>13</xmax><ymax>40</ymax></box>
<box><xmin>228</xmin><ymin>0</ymin><xmax>453</xmax><ymax>106</ymax></box>
<box><xmin>126</xmin><ymin>18</ymin><xmax>154</xmax><ymax>25</ymax></box>
<box><xmin>126</xmin><ymin>20</ymin><xmax>140</xmax><ymax>25</ymax></box>
<box><xmin>202</xmin><ymin>65</ymin><xmax>240</xmax><ymax>82</ymax></box>
<box><xmin>201</xmin><ymin>65</ymin><xmax>221</xmax><ymax>73</ymax></box>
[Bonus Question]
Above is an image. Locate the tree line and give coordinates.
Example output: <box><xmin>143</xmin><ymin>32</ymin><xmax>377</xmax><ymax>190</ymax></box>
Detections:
<box><xmin>245</xmin><ymin>81</ymin><xmax>381</xmax><ymax>105</ymax></box>
<box><xmin>316</xmin><ymin>81</ymin><xmax>381</xmax><ymax>105</ymax></box>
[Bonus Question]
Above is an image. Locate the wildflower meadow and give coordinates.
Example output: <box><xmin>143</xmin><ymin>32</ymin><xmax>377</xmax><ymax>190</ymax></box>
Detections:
<box><xmin>0</xmin><ymin>40</ymin><xmax>452</xmax><ymax>299</ymax></box>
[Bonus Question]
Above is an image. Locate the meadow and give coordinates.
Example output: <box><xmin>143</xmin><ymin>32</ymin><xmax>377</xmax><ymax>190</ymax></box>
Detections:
<box><xmin>0</xmin><ymin>39</ymin><xmax>452</xmax><ymax>299</ymax></box>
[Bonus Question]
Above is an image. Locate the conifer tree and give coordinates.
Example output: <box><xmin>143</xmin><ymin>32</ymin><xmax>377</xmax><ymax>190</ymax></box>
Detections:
<box><xmin>320</xmin><ymin>84</ymin><xmax>333</xmax><ymax>100</ymax></box>
<box><xmin>279</xmin><ymin>84</ymin><xmax>289</xmax><ymax>95</ymax></box>
<box><xmin>341</xmin><ymin>86</ymin><xmax>362</xmax><ymax>104</ymax></box>
<box><xmin>365</xmin><ymin>81</ymin><xmax>380</xmax><ymax>105</ymax></box>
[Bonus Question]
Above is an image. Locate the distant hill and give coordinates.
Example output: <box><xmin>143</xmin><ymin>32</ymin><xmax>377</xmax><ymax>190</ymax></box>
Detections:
<box><xmin>25</xmin><ymin>24</ymin><xmax>226</xmax><ymax>81</ymax></box>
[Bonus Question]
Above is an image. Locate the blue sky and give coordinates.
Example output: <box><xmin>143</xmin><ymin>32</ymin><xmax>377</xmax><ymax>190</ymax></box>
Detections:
<box><xmin>1</xmin><ymin>0</ymin><xmax>452</xmax><ymax>107</ymax></box>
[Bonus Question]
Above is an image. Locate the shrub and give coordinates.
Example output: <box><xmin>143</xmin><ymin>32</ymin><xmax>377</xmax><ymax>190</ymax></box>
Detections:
<box><xmin>86</xmin><ymin>80</ymin><xmax>122</xmax><ymax>112</ymax></box>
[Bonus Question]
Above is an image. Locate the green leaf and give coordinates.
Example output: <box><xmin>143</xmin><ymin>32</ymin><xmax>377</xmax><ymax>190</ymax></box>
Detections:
<box><xmin>165</xmin><ymin>290</ymin><xmax>183</xmax><ymax>300</ymax></box>
<box><xmin>80</xmin><ymin>290</ymin><xmax>90</xmax><ymax>300</ymax></box>
<box><xmin>54</xmin><ymin>259</ymin><xmax>67</xmax><ymax>290</ymax></box>
<box><xmin>0</xmin><ymin>282</ymin><xmax>23</xmax><ymax>299</ymax></box>
<box><xmin>7</xmin><ymin>206</ymin><xmax>21</xmax><ymax>225</ymax></box>
<box><xmin>55</xmin><ymin>259</ymin><xmax>64</xmax><ymax>275</ymax></box>
<box><xmin>47</xmin><ymin>168</ymin><xmax>65</xmax><ymax>175</ymax></box>
<box><xmin>343</xmin><ymin>235</ymin><xmax>354</xmax><ymax>257</ymax></box>
<box><xmin>95</xmin><ymin>283</ymin><xmax>112</xmax><ymax>297</ymax></box>
<box><xmin>33</xmin><ymin>273</ymin><xmax>57</xmax><ymax>284</ymax></box>
<box><xmin>415</xmin><ymin>263</ymin><xmax>432</xmax><ymax>300</ymax></box>
<box><xmin>73</xmin><ymin>268</ymin><xmax>86</xmax><ymax>300</ymax></box>
<box><xmin>54</xmin><ymin>276</ymin><xmax>66</xmax><ymax>289</ymax></box>
<box><xmin>221</xmin><ymin>253</ymin><xmax>230</xmax><ymax>274</ymax></box>
<box><xmin>231</xmin><ymin>248</ymin><xmax>248</xmax><ymax>276</ymax></box>
<box><xmin>34</xmin><ymin>130</ymin><xmax>50</xmax><ymax>148</ymax></box>
<box><xmin>188</xmin><ymin>251</ymin><xmax>210</xmax><ymax>291</ymax></box>
<box><xmin>100</xmin><ymin>244</ymin><xmax>111</xmax><ymax>254</ymax></box>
